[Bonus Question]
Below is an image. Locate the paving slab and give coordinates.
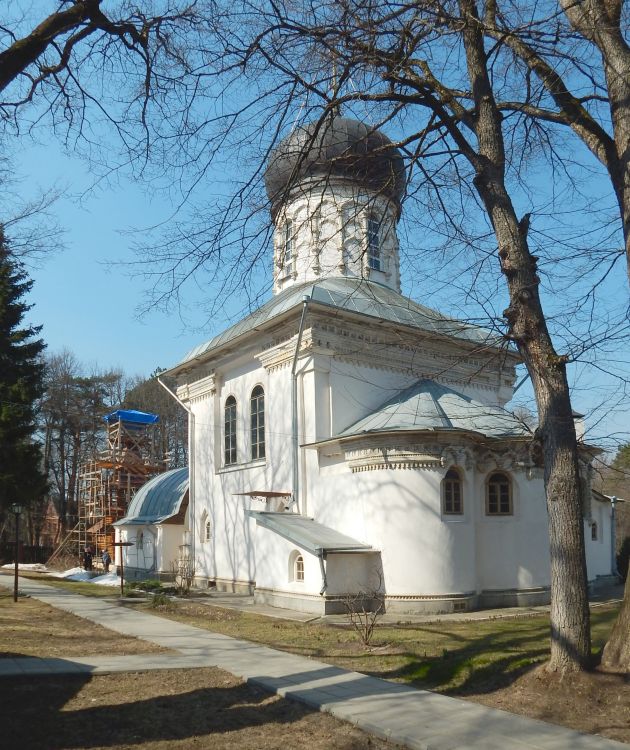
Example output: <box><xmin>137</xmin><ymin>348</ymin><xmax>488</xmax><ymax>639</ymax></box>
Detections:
<box><xmin>0</xmin><ymin>574</ymin><xmax>626</xmax><ymax>750</ymax></box>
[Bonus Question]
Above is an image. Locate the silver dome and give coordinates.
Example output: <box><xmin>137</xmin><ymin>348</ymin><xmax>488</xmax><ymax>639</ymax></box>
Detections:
<box><xmin>265</xmin><ymin>117</ymin><xmax>407</xmax><ymax>217</ymax></box>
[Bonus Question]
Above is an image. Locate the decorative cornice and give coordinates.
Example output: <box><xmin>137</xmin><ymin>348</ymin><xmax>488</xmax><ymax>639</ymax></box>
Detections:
<box><xmin>337</xmin><ymin>436</ymin><xmax>536</xmax><ymax>475</ymax></box>
<box><xmin>345</xmin><ymin>444</ymin><xmax>443</xmax><ymax>473</ymax></box>
<box><xmin>176</xmin><ymin>372</ymin><xmax>216</xmax><ymax>403</ymax></box>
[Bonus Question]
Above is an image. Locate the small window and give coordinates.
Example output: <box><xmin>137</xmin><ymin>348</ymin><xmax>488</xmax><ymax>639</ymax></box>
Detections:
<box><xmin>442</xmin><ymin>468</ymin><xmax>463</xmax><ymax>515</ymax></box>
<box><xmin>591</xmin><ymin>521</ymin><xmax>598</xmax><ymax>541</ymax></box>
<box><xmin>283</xmin><ymin>218</ymin><xmax>294</xmax><ymax>276</ymax></box>
<box><xmin>204</xmin><ymin>519</ymin><xmax>212</xmax><ymax>542</ymax></box>
<box><xmin>137</xmin><ymin>531</ymin><xmax>144</xmax><ymax>550</ymax></box>
<box><xmin>486</xmin><ymin>472</ymin><xmax>512</xmax><ymax>515</ymax></box>
<box><xmin>250</xmin><ymin>385</ymin><xmax>265</xmax><ymax>460</ymax></box>
<box><xmin>367</xmin><ymin>213</ymin><xmax>381</xmax><ymax>271</ymax></box>
<box><xmin>224</xmin><ymin>396</ymin><xmax>237</xmax><ymax>465</ymax></box>
<box><xmin>294</xmin><ymin>554</ymin><xmax>304</xmax><ymax>582</ymax></box>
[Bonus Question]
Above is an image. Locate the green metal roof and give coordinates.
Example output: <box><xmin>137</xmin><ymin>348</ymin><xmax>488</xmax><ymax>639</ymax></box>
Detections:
<box><xmin>338</xmin><ymin>379</ymin><xmax>531</xmax><ymax>439</ymax></box>
<box><xmin>247</xmin><ymin>511</ymin><xmax>373</xmax><ymax>555</ymax></box>
<box><xmin>114</xmin><ymin>467</ymin><xmax>188</xmax><ymax>527</ymax></box>
<box><xmin>178</xmin><ymin>277</ymin><xmax>502</xmax><ymax>367</ymax></box>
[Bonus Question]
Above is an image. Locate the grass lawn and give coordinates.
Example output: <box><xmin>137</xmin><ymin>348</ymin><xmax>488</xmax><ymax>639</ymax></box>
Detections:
<box><xmin>126</xmin><ymin>598</ymin><xmax>620</xmax><ymax>694</ymax></box>
<box><xmin>5</xmin><ymin>574</ymin><xmax>628</xmax><ymax>744</ymax></box>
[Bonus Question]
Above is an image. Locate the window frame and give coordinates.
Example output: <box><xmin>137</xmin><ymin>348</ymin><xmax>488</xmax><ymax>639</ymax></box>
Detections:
<box><xmin>591</xmin><ymin>521</ymin><xmax>598</xmax><ymax>541</ymax></box>
<box><xmin>283</xmin><ymin>218</ymin><xmax>294</xmax><ymax>276</ymax></box>
<box><xmin>486</xmin><ymin>472</ymin><xmax>513</xmax><ymax>516</ymax></box>
<box><xmin>367</xmin><ymin>212</ymin><xmax>381</xmax><ymax>272</ymax></box>
<box><xmin>294</xmin><ymin>554</ymin><xmax>305</xmax><ymax>582</ymax></box>
<box><xmin>250</xmin><ymin>385</ymin><xmax>265</xmax><ymax>461</ymax></box>
<box><xmin>442</xmin><ymin>467</ymin><xmax>464</xmax><ymax>516</ymax></box>
<box><xmin>204</xmin><ymin>518</ymin><xmax>212</xmax><ymax>543</ymax></box>
<box><xmin>224</xmin><ymin>395</ymin><xmax>237</xmax><ymax>466</ymax></box>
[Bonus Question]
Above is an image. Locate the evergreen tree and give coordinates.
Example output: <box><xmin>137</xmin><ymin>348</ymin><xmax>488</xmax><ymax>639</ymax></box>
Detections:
<box><xmin>0</xmin><ymin>227</ymin><xmax>47</xmax><ymax>516</ymax></box>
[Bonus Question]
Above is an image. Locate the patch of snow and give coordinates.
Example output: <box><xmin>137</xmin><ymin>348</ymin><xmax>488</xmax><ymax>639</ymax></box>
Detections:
<box><xmin>58</xmin><ymin>567</ymin><xmax>86</xmax><ymax>579</ymax></box>
<box><xmin>56</xmin><ymin>567</ymin><xmax>121</xmax><ymax>586</ymax></box>
<box><xmin>1</xmin><ymin>563</ymin><xmax>49</xmax><ymax>572</ymax></box>
<box><xmin>91</xmin><ymin>573</ymin><xmax>121</xmax><ymax>587</ymax></box>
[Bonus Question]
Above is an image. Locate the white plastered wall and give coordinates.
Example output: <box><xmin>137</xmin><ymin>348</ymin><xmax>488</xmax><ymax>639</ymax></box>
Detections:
<box><xmin>584</xmin><ymin>499</ymin><xmax>613</xmax><ymax>579</ymax></box>
<box><xmin>274</xmin><ymin>185</ymin><xmax>400</xmax><ymax>294</ymax></box>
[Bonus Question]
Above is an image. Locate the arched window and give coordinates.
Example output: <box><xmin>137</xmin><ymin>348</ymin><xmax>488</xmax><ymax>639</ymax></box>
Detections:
<box><xmin>442</xmin><ymin>468</ymin><xmax>463</xmax><ymax>515</ymax></box>
<box><xmin>486</xmin><ymin>472</ymin><xmax>512</xmax><ymax>515</ymax></box>
<box><xmin>250</xmin><ymin>385</ymin><xmax>265</xmax><ymax>460</ymax></box>
<box><xmin>591</xmin><ymin>521</ymin><xmax>598</xmax><ymax>541</ymax></box>
<box><xmin>224</xmin><ymin>396</ymin><xmax>237</xmax><ymax>465</ymax></box>
<box><xmin>283</xmin><ymin>218</ymin><xmax>294</xmax><ymax>276</ymax></box>
<box><xmin>205</xmin><ymin>518</ymin><xmax>212</xmax><ymax>543</ymax></box>
<box><xmin>367</xmin><ymin>213</ymin><xmax>381</xmax><ymax>271</ymax></box>
<box><xmin>137</xmin><ymin>531</ymin><xmax>144</xmax><ymax>550</ymax></box>
<box><xmin>294</xmin><ymin>554</ymin><xmax>305</xmax><ymax>582</ymax></box>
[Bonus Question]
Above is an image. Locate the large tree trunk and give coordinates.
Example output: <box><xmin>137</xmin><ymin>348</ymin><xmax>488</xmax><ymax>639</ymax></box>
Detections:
<box><xmin>558</xmin><ymin>0</ymin><xmax>630</xmax><ymax>670</ymax></box>
<box><xmin>460</xmin><ymin>0</ymin><xmax>591</xmax><ymax>670</ymax></box>
<box><xmin>558</xmin><ymin>0</ymin><xmax>630</xmax><ymax>278</ymax></box>
<box><xmin>601</xmin><ymin>574</ymin><xmax>630</xmax><ymax>669</ymax></box>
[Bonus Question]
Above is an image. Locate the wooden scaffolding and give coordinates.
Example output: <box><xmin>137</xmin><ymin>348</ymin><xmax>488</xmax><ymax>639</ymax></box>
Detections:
<box><xmin>49</xmin><ymin>410</ymin><xmax>167</xmax><ymax>567</ymax></box>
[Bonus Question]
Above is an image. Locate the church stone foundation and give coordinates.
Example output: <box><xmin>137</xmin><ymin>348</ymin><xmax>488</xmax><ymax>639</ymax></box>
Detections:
<box><xmin>213</xmin><ymin>576</ymin><xmax>255</xmax><ymax>595</ymax></box>
<box><xmin>383</xmin><ymin>593</ymin><xmax>477</xmax><ymax>615</ymax></box>
<box><xmin>478</xmin><ymin>587</ymin><xmax>550</xmax><ymax>608</ymax></box>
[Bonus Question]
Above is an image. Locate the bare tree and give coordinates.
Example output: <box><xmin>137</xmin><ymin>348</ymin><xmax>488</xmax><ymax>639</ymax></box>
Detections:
<box><xmin>153</xmin><ymin>0</ymin><xmax>630</xmax><ymax>673</ymax></box>
<box><xmin>40</xmin><ymin>350</ymin><xmax>125</xmax><ymax>533</ymax></box>
<box><xmin>4</xmin><ymin>1</ymin><xmax>629</xmax><ymax>672</ymax></box>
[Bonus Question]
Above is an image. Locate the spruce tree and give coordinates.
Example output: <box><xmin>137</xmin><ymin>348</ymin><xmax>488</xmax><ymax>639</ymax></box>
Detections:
<box><xmin>0</xmin><ymin>227</ymin><xmax>47</xmax><ymax>515</ymax></box>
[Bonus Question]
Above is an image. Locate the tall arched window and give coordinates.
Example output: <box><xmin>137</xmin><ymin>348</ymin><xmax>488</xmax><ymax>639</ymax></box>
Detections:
<box><xmin>283</xmin><ymin>218</ymin><xmax>294</xmax><ymax>276</ymax></box>
<box><xmin>442</xmin><ymin>468</ymin><xmax>463</xmax><ymax>515</ymax></box>
<box><xmin>367</xmin><ymin>213</ymin><xmax>381</xmax><ymax>271</ymax></box>
<box><xmin>250</xmin><ymin>385</ymin><xmax>265</xmax><ymax>460</ymax></box>
<box><xmin>486</xmin><ymin>472</ymin><xmax>512</xmax><ymax>515</ymax></box>
<box><xmin>224</xmin><ymin>396</ymin><xmax>237</xmax><ymax>465</ymax></box>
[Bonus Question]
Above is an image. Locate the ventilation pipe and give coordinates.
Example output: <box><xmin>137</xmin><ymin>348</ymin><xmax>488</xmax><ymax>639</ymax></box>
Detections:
<box><xmin>318</xmin><ymin>551</ymin><xmax>328</xmax><ymax>595</ymax></box>
<box><xmin>289</xmin><ymin>294</ymin><xmax>311</xmax><ymax>513</ymax></box>
<box><xmin>157</xmin><ymin>377</ymin><xmax>196</xmax><ymax>569</ymax></box>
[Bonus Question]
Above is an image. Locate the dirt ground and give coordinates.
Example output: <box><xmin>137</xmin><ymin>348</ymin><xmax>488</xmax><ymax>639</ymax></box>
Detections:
<box><xmin>0</xmin><ymin>669</ymin><xmax>391</xmax><ymax>750</ymax></box>
<box><xmin>0</xmin><ymin>589</ymin><xmax>166</xmax><ymax>658</ymax></box>
<box><xmin>0</xmin><ymin>589</ymin><xmax>393</xmax><ymax>749</ymax></box>
<box><xmin>468</xmin><ymin>666</ymin><xmax>630</xmax><ymax>745</ymax></box>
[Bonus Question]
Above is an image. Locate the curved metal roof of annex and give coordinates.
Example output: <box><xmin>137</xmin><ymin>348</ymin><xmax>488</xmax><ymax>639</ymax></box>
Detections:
<box><xmin>114</xmin><ymin>467</ymin><xmax>188</xmax><ymax>527</ymax></box>
<box><xmin>174</xmin><ymin>277</ymin><xmax>508</xmax><ymax>372</ymax></box>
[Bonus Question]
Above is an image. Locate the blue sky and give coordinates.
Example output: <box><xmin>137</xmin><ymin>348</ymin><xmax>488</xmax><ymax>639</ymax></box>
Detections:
<box><xmin>17</xmin><ymin>138</ymin><xmax>216</xmax><ymax>378</ymax></box>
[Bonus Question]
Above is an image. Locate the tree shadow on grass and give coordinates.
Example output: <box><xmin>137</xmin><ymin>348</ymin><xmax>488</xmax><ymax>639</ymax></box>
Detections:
<box><xmin>0</xmin><ymin>671</ymin><xmax>338</xmax><ymax>750</ymax></box>
<box><xmin>333</xmin><ymin>625</ymin><xmax>549</xmax><ymax>696</ymax></box>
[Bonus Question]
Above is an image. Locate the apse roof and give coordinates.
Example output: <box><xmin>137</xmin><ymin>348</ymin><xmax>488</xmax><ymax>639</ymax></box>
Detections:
<box><xmin>247</xmin><ymin>511</ymin><xmax>373</xmax><ymax>555</ymax></box>
<box><xmin>177</xmin><ymin>277</ymin><xmax>502</xmax><ymax>369</ymax></box>
<box><xmin>114</xmin><ymin>467</ymin><xmax>188</xmax><ymax>526</ymax></box>
<box><xmin>337</xmin><ymin>379</ymin><xmax>530</xmax><ymax>440</ymax></box>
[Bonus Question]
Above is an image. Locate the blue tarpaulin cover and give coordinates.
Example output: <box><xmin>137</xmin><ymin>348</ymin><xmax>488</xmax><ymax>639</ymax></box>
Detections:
<box><xmin>104</xmin><ymin>409</ymin><xmax>160</xmax><ymax>425</ymax></box>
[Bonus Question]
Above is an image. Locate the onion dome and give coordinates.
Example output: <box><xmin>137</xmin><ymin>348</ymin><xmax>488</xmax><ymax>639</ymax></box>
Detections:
<box><xmin>265</xmin><ymin>116</ymin><xmax>407</xmax><ymax>218</ymax></box>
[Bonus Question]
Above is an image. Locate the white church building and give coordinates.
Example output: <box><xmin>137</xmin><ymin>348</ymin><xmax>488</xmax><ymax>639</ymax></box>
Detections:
<box><xmin>122</xmin><ymin>116</ymin><xmax>613</xmax><ymax>613</ymax></box>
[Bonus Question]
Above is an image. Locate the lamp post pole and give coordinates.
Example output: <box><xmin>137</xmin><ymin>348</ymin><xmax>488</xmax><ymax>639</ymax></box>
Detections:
<box><xmin>10</xmin><ymin>503</ymin><xmax>23</xmax><ymax>603</ymax></box>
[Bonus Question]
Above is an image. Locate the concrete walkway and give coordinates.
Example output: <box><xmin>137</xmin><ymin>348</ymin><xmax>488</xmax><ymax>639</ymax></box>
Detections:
<box><xmin>1</xmin><ymin>575</ymin><xmax>626</xmax><ymax>750</ymax></box>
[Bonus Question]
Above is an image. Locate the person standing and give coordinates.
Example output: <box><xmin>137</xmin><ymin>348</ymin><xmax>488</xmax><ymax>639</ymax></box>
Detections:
<box><xmin>83</xmin><ymin>547</ymin><xmax>93</xmax><ymax>571</ymax></box>
<box><xmin>102</xmin><ymin>549</ymin><xmax>111</xmax><ymax>573</ymax></box>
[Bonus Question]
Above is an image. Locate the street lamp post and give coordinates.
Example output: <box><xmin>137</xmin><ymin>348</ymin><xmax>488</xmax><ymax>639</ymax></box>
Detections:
<box><xmin>10</xmin><ymin>503</ymin><xmax>24</xmax><ymax>603</ymax></box>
